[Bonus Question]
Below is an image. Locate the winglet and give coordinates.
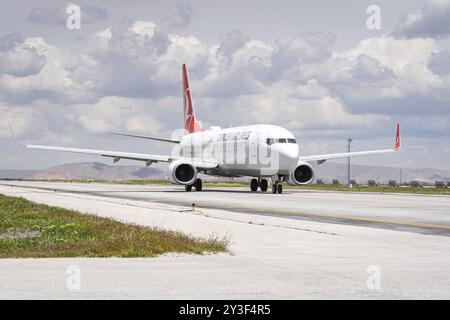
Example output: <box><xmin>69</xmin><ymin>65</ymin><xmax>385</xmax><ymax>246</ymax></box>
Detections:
<box><xmin>7</xmin><ymin>118</ymin><xmax>25</xmax><ymax>147</ymax></box>
<box><xmin>394</xmin><ymin>123</ymin><xmax>401</xmax><ymax>151</ymax></box>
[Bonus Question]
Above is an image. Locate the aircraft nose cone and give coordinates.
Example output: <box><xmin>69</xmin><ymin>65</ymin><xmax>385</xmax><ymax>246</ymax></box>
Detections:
<box><xmin>279</xmin><ymin>144</ymin><xmax>299</xmax><ymax>170</ymax></box>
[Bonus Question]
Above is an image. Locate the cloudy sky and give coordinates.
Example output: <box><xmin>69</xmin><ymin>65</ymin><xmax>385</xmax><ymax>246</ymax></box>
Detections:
<box><xmin>1</xmin><ymin>0</ymin><xmax>450</xmax><ymax>170</ymax></box>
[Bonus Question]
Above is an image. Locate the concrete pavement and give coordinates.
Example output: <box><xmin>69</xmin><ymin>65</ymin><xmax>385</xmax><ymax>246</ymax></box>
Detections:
<box><xmin>0</xmin><ymin>181</ymin><xmax>450</xmax><ymax>299</ymax></box>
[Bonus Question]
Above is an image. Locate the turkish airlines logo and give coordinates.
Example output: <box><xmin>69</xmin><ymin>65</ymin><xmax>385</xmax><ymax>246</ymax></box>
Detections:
<box><xmin>184</xmin><ymin>88</ymin><xmax>191</xmax><ymax>117</ymax></box>
<box><xmin>394</xmin><ymin>124</ymin><xmax>400</xmax><ymax>150</ymax></box>
<box><xmin>184</xmin><ymin>88</ymin><xmax>194</xmax><ymax>132</ymax></box>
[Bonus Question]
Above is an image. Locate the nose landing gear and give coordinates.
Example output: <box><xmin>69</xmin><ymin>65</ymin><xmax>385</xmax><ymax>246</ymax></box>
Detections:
<box><xmin>185</xmin><ymin>178</ymin><xmax>202</xmax><ymax>192</ymax></box>
<box><xmin>271</xmin><ymin>179</ymin><xmax>283</xmax><ymax>194</ymax></box>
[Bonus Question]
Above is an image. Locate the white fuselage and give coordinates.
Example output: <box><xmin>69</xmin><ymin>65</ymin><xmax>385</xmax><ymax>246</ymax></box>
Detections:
<box><xmin>176</xmin><ymin>124</ymin><xmax>299</xmax><ymax>178</ymax></box>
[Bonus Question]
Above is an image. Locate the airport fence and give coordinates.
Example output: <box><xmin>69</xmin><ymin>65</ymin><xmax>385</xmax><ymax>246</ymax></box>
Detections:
<box><xmin>314</xmin><ymin>178</ymin><xmax>448</xmax><ymax>189</ymax></box>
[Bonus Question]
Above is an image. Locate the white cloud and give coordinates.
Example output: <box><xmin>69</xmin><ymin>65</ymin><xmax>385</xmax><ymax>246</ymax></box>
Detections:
<box><xmin>0</xmin><ymin>46</ymin><xmax>46</xmax><ymax>77</ymax></box>
<box><xmin>70</xmin><ymin>96</ymin><xmax>168</xmax><ymax>137</ymax></box>
<box><xmin>231</xmin><ymin>40</ymin><xmax>273</xmax><ymax>70</ymax></box>
<box><xmin>126</xmin><ymin>116</ymin><xmax>161</xmax><ymax>134</ymax></box>
<box><xmin>351</xmin><ymin>54</ymin><xmax>394</xmax><ymax>81</ymax></box>
<box><xmin>337</xmin><ymin>36</ymin><xmax>437</xmax><ymax>74</ymax></box>
<box><xmin>130</xmin><ymin>21</ymin><xmax>157</xmax><ymax>39</ymax></box>
<box><xmin>0</xmin><ymin>104</ymin><xmax>33</xmax><ymax>139</ymax></box>
<box><xmin>1</xmin><ymin>3</ymin><xmax>450</xmax><ymax>170</ymax></box>
<box><xmin>429</xmin><ymin>50</ymin><xmax>450</xmax><ymax>75</ymax></box>
<box><xmin>271</xmin><ymin>31</ymin><xmax>336</xmax><ymax>77</ymax></box>
<box><xmin>159</xmin><ymin>4</ymin><xmax>192</xmax><ymax>30</ymax></box>
<box><xmin>0</xmin><ymin>37</ymin><xmax>97</xmax><ymax>104</ymax></box>
<box><xmin>291</xmin><ymin>79</ymin><xmax>329</xmax><ymax>99</ymax></box>
<box><xmin>319</xmin><ymin>36</ymin><xmax>448</xmax><ymax>116</ymax></box>
<box><xmin>217</xmin><ymin>29</ymin><xmax>250</xmax><ymax>59</ymax></box>
<box><xmin>0</xmin><ymin>33</ymin><xmax>24</xmax><ymax>52</ymax></box>
<box><xmin>231</xmin><ymin>80</ymin><xmax>387</xmax><ymax>131</ymax></box>
<box><xmin>1</xmin><ymin>23</ymin><xmax>446</xmax><ymax>128</ymax></box>
<box><xmin>0</xmin><ymin>101</ymin><xmax>72</xmax><ymax>145</ymax></box>
<box><xmin>392</xmin><ymin>0</ymin><xmax>450</xmax><ymax>38</ymax></box>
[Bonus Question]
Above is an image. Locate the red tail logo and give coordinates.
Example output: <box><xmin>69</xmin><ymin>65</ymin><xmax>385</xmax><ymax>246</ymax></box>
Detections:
<box><xmin>394</xmin><ymin>123</ymin><xmax>401</xmax><ymax>151</ymax></box>
<box><xmin>182</xmin><ymin>64</ymin><xmax>202</xmax><ymax>134</ymax></box>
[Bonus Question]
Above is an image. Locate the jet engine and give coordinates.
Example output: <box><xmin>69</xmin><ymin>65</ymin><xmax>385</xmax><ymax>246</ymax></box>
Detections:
<box><xmin>166</xmin><ymin>160</ymin><xmax>197</xmax><ymax>185</ymax></box>
<box><xmin>287</xmin><ymin>161</ymin><xmax>315</xmax><ymax>185</ymax></box>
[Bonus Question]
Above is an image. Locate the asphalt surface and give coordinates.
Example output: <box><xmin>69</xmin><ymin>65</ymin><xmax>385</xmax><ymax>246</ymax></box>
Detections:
<box><xmin>1</xmin><ymin>181</ymin><xmax>450</xmax><ymax>299</ymax></box>
<box><xmin>2</xmin><ymin>181</ymin><xmax>450</xmax><ymax>235</ymax></box>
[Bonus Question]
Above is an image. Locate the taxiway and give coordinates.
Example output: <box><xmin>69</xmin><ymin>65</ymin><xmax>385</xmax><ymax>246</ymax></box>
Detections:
<box><xmin>0</xmin><ymin>181</ymin><xmax>450</xmax><ymax>299</ymax></box>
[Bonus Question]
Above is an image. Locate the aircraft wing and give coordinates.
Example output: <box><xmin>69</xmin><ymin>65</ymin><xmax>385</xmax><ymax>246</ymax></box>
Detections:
<box><xmin>22</xmin><ymin>144</ymin><xmax>171</xmax><ymax>163</ymax></box>
<box><xmin>299</xmin><ymin>124</ymin><xmax>401</xmax><ymax>164</ymax></box>
<box><xmin>8</xmin><ymin>121</ymin><xmax>217</xmax><ymax>169</ymax></box>
<box><xmin>15</xmin><ymin>143</ymin><xmax>218</xmax><ymax>169</ymax></box>
<box><xmin>299</xmin><ymin>149</ymin><xmax>396</xmax><ymax>162</ymax></box>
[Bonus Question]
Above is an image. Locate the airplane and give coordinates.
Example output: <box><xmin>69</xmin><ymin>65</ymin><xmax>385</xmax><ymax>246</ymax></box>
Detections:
<box><xmin>9</xmin><ymin>64</ymin><xmax>401</xmax><ymax>194</ymax></box>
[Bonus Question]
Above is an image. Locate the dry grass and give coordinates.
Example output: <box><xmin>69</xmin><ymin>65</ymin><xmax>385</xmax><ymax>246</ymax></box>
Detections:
<box><xmin>0</xmin><ymin>195</ymin><xmax>228</xmax><ymax>258</ymax></box>
<box><xmin>15</xmin><ymin>178</ymin><xmax>450</xmax><ymax>195</ymax></box>
<box><xmin>105</xmin><ymin>180</ymin><xmax>450</xmax><ymax>195</ymax></box>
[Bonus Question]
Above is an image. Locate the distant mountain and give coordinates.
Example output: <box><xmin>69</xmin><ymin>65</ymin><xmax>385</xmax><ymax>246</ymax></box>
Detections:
<box><xmin>0</xmin><ymin>169</ymin><xmax>39</xmax><ymax>179</ymax></box>
<box><xmin>0</xmin><ymin>161</ymin><xmax>449</xmax><ymax>184</ymax></box>
<box><xmin>0</xmin><ymin>162</ymin><xmax>164</xmax><ymax>181</ymax></box>
<box><xmin>313</xmin><ymin>162</ymin><xmax>450</xmax><ymax>184</ymax></box>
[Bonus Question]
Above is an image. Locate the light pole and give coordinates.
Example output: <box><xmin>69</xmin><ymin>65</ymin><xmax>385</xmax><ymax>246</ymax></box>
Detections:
<box><xmin>347</xmin><ymin>138</ymin><xmax>352</xmax><ymax>186</ymax></box>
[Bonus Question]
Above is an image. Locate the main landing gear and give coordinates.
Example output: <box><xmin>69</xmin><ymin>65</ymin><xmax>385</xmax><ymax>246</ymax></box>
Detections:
<box><xmin>250</xmin><ymin>178</ymin><xmax>283</xmax><ymax>193</ymax></box>
<box><xmin>250</xmin><ymin>178</ymin><xmax>269</xmax><ymax>192</ymax></box>
<box><xmin>185</xmin><ymin>178</ymin><xmax>202</xmax><ymax>192</ymax></box>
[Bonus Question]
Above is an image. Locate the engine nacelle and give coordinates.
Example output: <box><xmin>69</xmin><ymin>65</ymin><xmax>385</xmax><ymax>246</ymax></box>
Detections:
<box><xmin>287</xmin><ymin>161</ymin><xmax>315</xmax><ymax>185</ymax></box>
<box><xmin>166</xmin><ymin>160</ymin><xmax>197</xmax><ymax>185</ymax></box>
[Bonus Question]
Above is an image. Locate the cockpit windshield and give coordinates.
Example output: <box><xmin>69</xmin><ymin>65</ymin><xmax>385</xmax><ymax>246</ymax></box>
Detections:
<box><xmin>266</xmin><ymin>138</ymin><xmax>297</xmax><ymax>145</ymax></box>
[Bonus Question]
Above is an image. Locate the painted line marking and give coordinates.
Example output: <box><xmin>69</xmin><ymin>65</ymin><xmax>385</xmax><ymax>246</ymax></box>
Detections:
<box><xmin>2</xmin><ymin>183</ymin><xmax>450</xmax><ymax>232</ymax></box>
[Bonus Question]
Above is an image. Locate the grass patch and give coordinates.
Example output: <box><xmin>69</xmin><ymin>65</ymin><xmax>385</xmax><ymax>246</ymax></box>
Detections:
<box><xmin>98</xmin><ymin>180</ymin><xmax>450</xmax><ymax>195</ymax></box>
<box><xmin>0</xmin><ymin>194</ymin><xmax>228</xmax><ymax>258</ymax></box>
<box><xmin>289</xmin><ymin>184</ymin><xmax>450</xmax><ymax>195</ymax></box>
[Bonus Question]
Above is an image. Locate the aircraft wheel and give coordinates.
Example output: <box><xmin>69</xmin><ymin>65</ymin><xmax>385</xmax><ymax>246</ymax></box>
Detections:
<box><xmin>250</xmin><ymin>179</ymin><xmax>258</xmax><ymax>192</ymax></box>
<box><xmin>277</xmin><ymin>184</ymin><xmax>283</xmax><ymax>194</ymax></box>
<box><xmin>272</xmin><ymin>184</ymin><xmax>277</xmax><ymax>194</ymax></box>
<box><xmin>194</xmin><ymin>178</ymin><xmax>203</xmax><ymax>191</ymax></box>
<box><xmin>185</xmin><ymin>185</ymin><xmax>192</xmax><ymax>192</ymax></box>
<box><xmin>260</xmin><ymin>179</ymin><xmax>268</xmax><ymax>192</ymax></box>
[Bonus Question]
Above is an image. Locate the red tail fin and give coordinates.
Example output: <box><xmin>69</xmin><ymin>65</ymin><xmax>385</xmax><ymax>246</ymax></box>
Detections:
<box><xmin>394</xmin><ymin>123</ymin><xmax>401</xmax><ymax>151</ymax></box>
<box><xmin>182</xmin><ymin>64</ymin><xmax>202</xmax><ymax>134</ymax></box>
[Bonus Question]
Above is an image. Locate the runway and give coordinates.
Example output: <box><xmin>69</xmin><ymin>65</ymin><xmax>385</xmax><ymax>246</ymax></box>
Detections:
<box><xmin>1</xmin><ymin>181</ymin><xmax>450</xmax><ymax>299</ymax></box>
<box><xmin>2</xmin><ymin>180</ymin><xmax>450</xmax><ymax>235</ymax></box>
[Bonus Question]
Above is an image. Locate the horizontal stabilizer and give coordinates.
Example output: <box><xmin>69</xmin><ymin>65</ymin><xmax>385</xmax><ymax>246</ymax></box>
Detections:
<box><xmin>111</xmin><ymin>132</ymin><xmax>180</xmax><ymax>143</ymax></box>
